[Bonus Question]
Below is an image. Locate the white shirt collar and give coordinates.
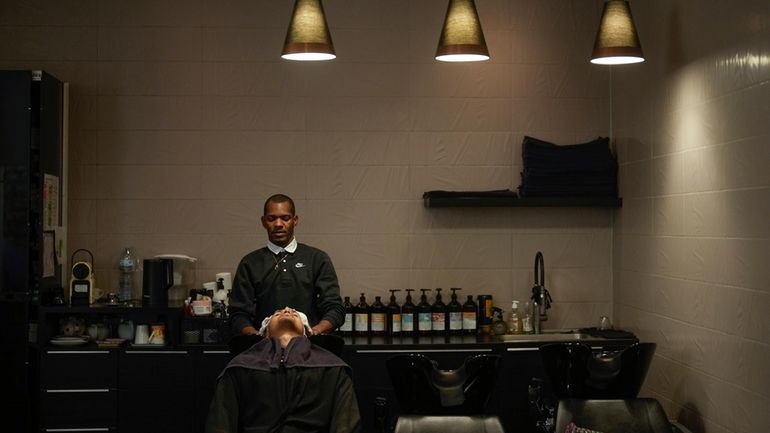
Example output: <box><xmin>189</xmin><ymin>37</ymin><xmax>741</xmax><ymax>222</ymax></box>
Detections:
<box><xmin>267</xmin><ymin>237</ymin><xmax>297</xmax><ymax>255</ymax></box>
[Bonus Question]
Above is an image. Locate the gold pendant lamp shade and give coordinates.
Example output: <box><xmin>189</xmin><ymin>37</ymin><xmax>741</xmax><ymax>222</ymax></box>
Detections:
<box><xmin>435</xmin><ymin>0</ymin><xmax>490</xmax><ymax>62</ymax></box>
<box><xmin>282</xmin><ymin>0</ymin><xmax>336</xmax><ymax>61</ymax></box>
<box><xmin>591</xmin><ymin>0</ymin><xmax>644</xmax><ymax>65</ymax></box>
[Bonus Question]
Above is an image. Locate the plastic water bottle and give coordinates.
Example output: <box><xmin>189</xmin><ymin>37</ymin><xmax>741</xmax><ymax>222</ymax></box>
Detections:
<box><xmin>118</xmin><ymin>247</ymin><xmax>136</xmax><ymax>302</ymax></box>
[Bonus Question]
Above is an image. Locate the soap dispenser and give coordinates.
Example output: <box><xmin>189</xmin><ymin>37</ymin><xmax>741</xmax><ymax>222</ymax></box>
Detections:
<box><xmin>462</xmin><ymin>295</ymin><xmax>478</xmax><ymax>335</ymax></box>
<box><xmin>354</xmin><ymin>293</ymin><xmax>370</xmax><ymax>336</ymax></box>
<box><xmin>386</xmin><ymin>289</ymin><xmax>401</xmax><ymax>336</ymax></box>
<box><xmin>447</xmin><ymin>288</ymin><xmax>463</xmax><ymax>334</ymax></box>
<box><xmin>370</xmin><ymin>296</ymin><xmax>387</xmax><ymax>336</ymax></box>
<box><xmin>431</xmin><ymin>288</ymin><xmax>447</xmax><ymax>335</ymax></box>
<box><xmin>416</xmin><ymin>289</ymin><xmax>432</xmax><ymax>336</ymax></box>
<box><xmin>339</xmin><ymin>296</ymin><xmax>353</xmax><ymax>336</ymax></box>
<box><xmin>401</xmin><ymin>289</ymin><xmax>416</xmax><ymax>336</ymax></box>
<box><xmin>508</xmin><ymin>300</ymin><xmax>522</xmax><ymax>334</ymax></box>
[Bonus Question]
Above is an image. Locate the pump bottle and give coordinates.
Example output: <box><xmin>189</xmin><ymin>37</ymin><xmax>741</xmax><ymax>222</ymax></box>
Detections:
<box><xmin>354</xmin><ymin>293</ymin><xmax>370</xmax><ymax>336</ymax></box>
<box><xmin>508</xmin><ymin>300</ymin><xmax>522</xmax><ymax>334</ymax></box>
<box><xmin>416</xmin><ymin>289</ymin><xmax>432</xmax><ymax>336</ymax></box>
<box><xmin>447</xmin><ymin>288</ymin><xmax>463</xmax><ymax>334</ymax></box>
<box><xmin>431</xmin><ymin>288</ymin><xmax>447</xmax><ymax>335</ymax></box>
<box><xmin>339</xmin><ymin>296</ymin><xmax>353</xmax><ymax>336</ymax></box>
<box><xmin>462</xmin><ymin>295</ymin><xmax>478</xmax><ymax>335</ymax></box>
<box><xmin>370</xmin><ymin>296</ymin><xmax>387</xmax><ymax>336</ymax></box>
<box><xmin>386</xmin><ymin>289</ymin><xmax>401</xmax><ymax>336</ymax></box>
<box><xmin>401</xmin><ymin>289</ymin><xmax>416</xmax><ymax>336</ymax></box>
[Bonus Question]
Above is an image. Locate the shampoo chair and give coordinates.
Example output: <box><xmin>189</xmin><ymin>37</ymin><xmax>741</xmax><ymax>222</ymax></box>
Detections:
<box><xmin>386</xmin><ymin>353</ymin><xmax>505</xmax><ymax>433</ymax></box>
<box><xmin>554</xmin><ymin>399</ymin><xmax>692</xmax><ymax>433</ymax></box>
<box><xmin>539</xmin><ymin>342</ymin><xmax>656</xmax><ymax>399</ymax></box>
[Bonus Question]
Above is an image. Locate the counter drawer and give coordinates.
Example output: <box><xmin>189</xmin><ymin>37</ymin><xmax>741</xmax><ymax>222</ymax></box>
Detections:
<box><xmin>119</xmin><ymin>350</ymin><xmax>193</xmax><ymax>390</ymax></box>
<box><xmin>118</xmin><ymin>389</ymin><xmax>193</xmax><ymax>433</ymax></box>
<box><xmin>40</xmin><ymin>350</ymin><xmax>117</xmax><ymax>389</ymax></box>
<box><xmin>39</xmin><ymin>388</ymin><xmax>116</xmax><ymax>429</ymax></box>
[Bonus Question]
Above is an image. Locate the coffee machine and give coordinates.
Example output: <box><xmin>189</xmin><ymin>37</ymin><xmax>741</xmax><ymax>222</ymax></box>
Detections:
<box><xmin>142</xmin><ymin>258</ymin><xmax>173</xmax><ymax>307</ymax></box>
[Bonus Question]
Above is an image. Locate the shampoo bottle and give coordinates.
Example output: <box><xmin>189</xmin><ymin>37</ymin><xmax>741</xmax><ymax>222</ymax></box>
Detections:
<box><xmin>431</xmin><ymin>288</ymin><xmax>447</xmax><ymax>335</ymax></box>
<box><xmin>447</xmin><ymin>288</ymin><xmax>463</xmax><ymax>334</ymax></box>
<box><xmin>416</xmin><ymin>289</ymin><xmax>432</xmax><ymax>336</ymax></box>
<box><xmin>462</xmin><ymin>295</ymin><xmax>478</xmax><ymax>335</ymax></box>
<box><xmin>354</xmin><ymin>293</ymin><xmax>370</xmax><ymax>336</ymax></box>
<box><xmin>339</xmin><ymin>296</ymin><xmax>353</xmax><ymax>336</ymax></box>
<box><xmin>401</xmin><ymin>289</ymin><xmax>416</xmax><ymax>336</ymax></box>
<box><xmin>386</xmin><ymin>289</ymin><xmax>401</xmax><ymax>336</ymax></box>
<box><xmin>370</xmin><ymin>296</ymin><xmax>387</xmax><ymax>336</ymax></box>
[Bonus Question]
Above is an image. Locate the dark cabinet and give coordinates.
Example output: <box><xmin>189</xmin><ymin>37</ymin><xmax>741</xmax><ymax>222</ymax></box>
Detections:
<box><xmin>34</xmin><ymin>307</ymin><xmax>233</xmax><ymax>433</ymax></box>
<box><xmin>1</xmin><ymin>70</ymin><xmax>65</xmax><ymax>432</ymax></box>
<box><xmin>36</xmin><ymin>346</ymin><xmax>229</xmax><ymax>433</ymax></box>
<box><xmin>194</xmin><ymin>350</ymin><xmax>232</xmax><ymax>433</ymax></box>
<box><xmin>492</xmin><ymin>347</ymin><xmax>545</xmax><ymax>433</ymax></box>
<box><xmin>38</xmin><ymin>349</ymin><xmax>117</xmax><ymax>432</ymax></box>
<box><xmin>118</xmin><ymin>350</ymin><xmax>194</xmax><ymax>433</ymax></box>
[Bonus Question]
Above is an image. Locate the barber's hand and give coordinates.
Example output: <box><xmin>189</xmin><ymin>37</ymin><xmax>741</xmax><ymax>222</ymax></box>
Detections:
<box><xmin>241</xmin><ymin>326</ymin><xmax>260</xmax><ymax>336</ymax></box>
<box><xmin>309</xmin><ymin>327</ymin><xmax>320</xmax><ymax>336</ymax></box>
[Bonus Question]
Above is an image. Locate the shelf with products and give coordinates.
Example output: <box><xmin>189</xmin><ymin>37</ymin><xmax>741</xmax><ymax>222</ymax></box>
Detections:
<box><xmin>36</xmin><ymin>305</ymin><xmax>185</xmax><ymax>348</ymax></box>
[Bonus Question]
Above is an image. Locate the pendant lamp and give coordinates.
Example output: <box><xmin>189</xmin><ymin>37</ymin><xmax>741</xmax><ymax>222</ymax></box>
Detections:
<box><xmin>282</xmin><ymin>0</ymin><xmax>336</xmax><ymax>61</ymax></box>
<box><xmin>591</xmin><ymin>0</ymin><xmax>644</xmax><ymax>65</ymax></box>
<box><xmin>435</xmin><ymin>0</ymin><xmax>490</xmax><ymax>62</ymax></box>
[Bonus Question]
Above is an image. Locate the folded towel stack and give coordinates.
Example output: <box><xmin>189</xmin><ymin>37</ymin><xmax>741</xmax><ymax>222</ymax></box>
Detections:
<box><xmin>518</xmin><ymin>136</ymin><xmax>618</xmax><ymax>197</ymax></box>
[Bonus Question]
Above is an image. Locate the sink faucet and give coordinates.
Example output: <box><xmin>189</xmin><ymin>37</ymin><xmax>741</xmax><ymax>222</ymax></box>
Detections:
<box><xmin>531</xmin><ymin>251</ymin><xmax>552</xmax><ymax>334</ymax></box>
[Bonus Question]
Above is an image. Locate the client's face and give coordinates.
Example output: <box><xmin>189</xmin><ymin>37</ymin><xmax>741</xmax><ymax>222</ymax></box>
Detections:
<box><xmin>267</xmin><ymin>307</ymin><xmax>304</xmax><ymax>336</ymax></box>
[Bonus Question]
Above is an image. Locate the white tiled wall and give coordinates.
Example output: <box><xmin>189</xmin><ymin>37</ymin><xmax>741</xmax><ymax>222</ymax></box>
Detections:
<box><xmin>6</xmin><ymin>0</ymin><xmax>768</xmax><ymax>431</ymax></box>
<box><xmin>1</xmin><ymin>0</ymin><xmax>615</xmax><ymax>328</ymax></box>
<box><xmin>612</xmin><ymin>1</ymin><xmax>770</xmax><ymax>432</ymax></box>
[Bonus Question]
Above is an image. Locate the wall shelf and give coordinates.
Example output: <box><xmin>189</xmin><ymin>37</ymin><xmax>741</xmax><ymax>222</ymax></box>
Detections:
<box><xmin>423</xmin><ymin>192</ymin><xmax>622</xmax><ymax>208</ymax></box>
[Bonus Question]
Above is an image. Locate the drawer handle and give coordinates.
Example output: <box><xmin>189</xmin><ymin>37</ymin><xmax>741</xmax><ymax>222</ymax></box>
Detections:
<box><xmin>47</xmin><ymin>351</ymin><xmax>110</xmax><ymax>355</ymax></box>
<box><xmin>506</xmin><ymin>348</ymin><xmax>539</xmax><ymax>352</ymax></box>
<box><xmin>125</xmin><ymin>350</ymin><xmax>188</xmax><ymax>355</ymax></box>
<box><xmin>46</xmin><ymin>389</ymin><xmax>110</xmax><ymax>393</ymax></box>
<box><xmin>45</xmin><ymin>428</ymin><xmax>110</xmax><ymax>432</ymax></box>
<box><xmin>356</xmin><ymin>349</ymin><xmax>493</xmax><ymax>354</ymax></box>
<box><xmin>202</xmin><ymin>350</ymin><xmax>230</xmax><ymax>355</ymax></box>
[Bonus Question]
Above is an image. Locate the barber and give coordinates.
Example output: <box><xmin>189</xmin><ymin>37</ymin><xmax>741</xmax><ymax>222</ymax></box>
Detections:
<box><xmin>228</xmin><ymin>194</ymin><xmax>345</xmax><ymax>336</ymax></box>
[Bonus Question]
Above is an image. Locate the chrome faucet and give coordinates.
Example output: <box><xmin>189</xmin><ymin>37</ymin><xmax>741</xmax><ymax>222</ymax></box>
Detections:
<box><xmin>531</xmin><ymin>251</ymin><xmax>552</xmax><ymax>334</ymax></box>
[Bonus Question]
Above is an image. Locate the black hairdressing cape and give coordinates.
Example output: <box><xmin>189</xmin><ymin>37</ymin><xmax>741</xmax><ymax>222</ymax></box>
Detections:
<box><xmin>205</xmin><ymin>336</ymin><xmax>360</xmax><ymax>433</ymax></box>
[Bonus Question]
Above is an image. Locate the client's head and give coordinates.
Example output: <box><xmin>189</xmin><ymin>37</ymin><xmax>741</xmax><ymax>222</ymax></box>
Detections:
<box><xmin>259</xmin><ymin>307</ymin><xmax>311</xmax><ymax>338</ymax></box>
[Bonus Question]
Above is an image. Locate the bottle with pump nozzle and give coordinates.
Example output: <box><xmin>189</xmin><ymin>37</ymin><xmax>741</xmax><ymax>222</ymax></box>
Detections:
<box><xmin>431</xmin><ymin>288</ymin><xmax>447</xmax><ymax>335</ymax></box>
<box><xmin>354</xmin><ymin>293</ymin><xmax>370</xmax><ymax>336</ymax></box>
<box><xmin>416</xmin><ymin>289</ymin><xmax>432</xmax><ymax>335</ymax></box>
<box><xmin>387</xmin><ymin>289</ymin><xmax>401</xmax><ymax>336</ymax></box>
<box><xmin>447</xmin><ymin>288</ymin><xmax>463</xmax><ymax>334</ymax></box>
<box><xmin>508</xmin><ymin>300</ymin><xmax>522</xmax><ymax>334</ymax></box>
<box><xmin>370</xmin><ymin>296</ymin><xmax>387</xmax><ymax>336</ymax></box>
<box><xmin>339</xmin><ymin>296</ymin><xmax>353</xmax><ymax>336</ymax></box>
<box><xmin>462</xmin><ymin>295</ymin><xmax>478</xmax><ymax>335</ymax></box>
<box><xmin>401</xmin><ymin>289</ymin><xmax>416</xmax><ymax>336</ymax></box>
